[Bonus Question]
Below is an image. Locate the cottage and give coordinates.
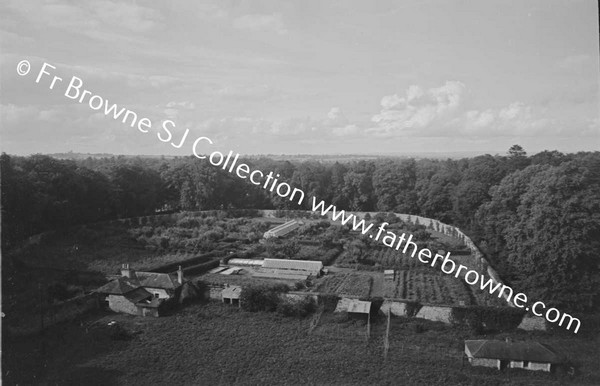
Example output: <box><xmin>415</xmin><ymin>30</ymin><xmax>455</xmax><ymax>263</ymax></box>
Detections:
<box><xmin>464</xmin><ymin>339</ymin><xmax>563</xmax><ymax>372</ymax></box>
<box><xmin>96</xmin><ymin>264</ymin><xmax>184</xmax><ymax>317</ymax></box>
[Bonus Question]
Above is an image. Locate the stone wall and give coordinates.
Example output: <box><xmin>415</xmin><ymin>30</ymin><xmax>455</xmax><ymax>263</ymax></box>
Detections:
<box><xmin>107</xmin><ymin>294</ymin><xmax>139</xmax><ymax>315</ymax></box>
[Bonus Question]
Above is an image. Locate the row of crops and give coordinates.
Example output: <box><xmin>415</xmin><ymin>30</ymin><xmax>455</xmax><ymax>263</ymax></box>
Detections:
<box><xmin>382</xmin><ymin>270</ymin><xmax>473</xmax><ymax>305</ymax></box>
<box><xmin>312</xmin><ymin>273</ymin><xmax>372</xmax><ymax>298</ymax></box>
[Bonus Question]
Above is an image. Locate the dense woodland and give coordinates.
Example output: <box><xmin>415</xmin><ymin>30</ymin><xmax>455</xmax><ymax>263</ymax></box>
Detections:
<box><xmin>2</xmin><ymin>146</ymin><xmax>599</xmax><ymax>312</ymax></box>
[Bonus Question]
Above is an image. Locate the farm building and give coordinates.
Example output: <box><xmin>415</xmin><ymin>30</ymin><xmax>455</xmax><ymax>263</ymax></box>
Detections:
<box><xmin>227</xmin><ymin>258</ymin><xmax>264</xmax><ymax>268</ymax></box>
<box><xmin>95</xmin><ymin>264</ymin><xmax>185</xmax><ymax>316</ymax></box>
<box><xmin>254</xmin><ymin>258</ymin><xmax>323</xmax><ymax>280</ymax></box>
<box><xmin>263</xmin><ymin>258</ymin><xmax>322</xmax><ymax>275</ymax></box>
<box><xmin>335</xmin><ymin>298</ymin><xmax>372</xmax><ymax>315</ymax></box>
<box><xmin>222</xmin><ymin>285</ymin><xmax>242</xmax><ymax>307</ymax></box>
<box><xmin>464</xmin><ymin>339</ymin><xmax>563</xmax><ymax>372</ymax></box>
<box><xmin>263</xmin><ymin>220</ymin><xmax>300</xmax><ymax>239</ymax></box>
<box><xmin>347</xmin><ymin>299</ymin><xmax>372</xmax><ymax>315</ymax></box>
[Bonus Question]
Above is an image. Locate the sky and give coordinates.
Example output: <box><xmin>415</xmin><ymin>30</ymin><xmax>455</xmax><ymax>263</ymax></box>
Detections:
<box><xmin>1</xmin><ymin>0</ymin><xmax>599</xmax><ymax>156</ymax></box>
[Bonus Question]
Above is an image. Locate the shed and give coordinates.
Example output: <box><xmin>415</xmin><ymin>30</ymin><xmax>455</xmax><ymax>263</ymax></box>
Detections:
<box><xmin>464</xmin><ymin>339</ymin><xmax>563</xmax><ymax>372</ymax></box>
<box><xmin>222</xmin><ymin>285</ymin><xmax>242</xmax><ymax>307</ymax></box>
<box><xmin>347</xmin><ymin>300</ymin><xmax>372</xmax><ymax>315</ymax></box>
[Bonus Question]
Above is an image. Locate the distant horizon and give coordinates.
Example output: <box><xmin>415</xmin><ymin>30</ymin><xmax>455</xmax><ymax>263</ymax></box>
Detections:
<box><xmin>6</xmin><ymin>147</ymin><xmax>594</xmax><ymax>161</ymax></box>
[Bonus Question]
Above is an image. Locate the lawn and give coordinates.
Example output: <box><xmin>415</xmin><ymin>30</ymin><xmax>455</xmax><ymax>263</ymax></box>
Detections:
<box><xmin>3</xmin><ymin>302</ymin><xmax>598</xmax><ymax>385</ymax></box>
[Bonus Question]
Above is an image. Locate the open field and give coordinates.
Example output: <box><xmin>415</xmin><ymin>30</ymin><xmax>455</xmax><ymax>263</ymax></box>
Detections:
<box><xmin>3</xmin><ymin>302</ymin><xmax>599</xmax><ymax>385</ymax></box>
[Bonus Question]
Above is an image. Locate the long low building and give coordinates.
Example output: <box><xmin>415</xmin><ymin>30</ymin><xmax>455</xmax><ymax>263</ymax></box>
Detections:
<box><xmin>262</xmin><ymin>258</ymin><xmax>323</xmax><ymax>276</ymax></box>
<box><xmin>227</xmin><ymin>258</ymin><xmax>265</xmax><ymax>267</ymax></box>
<box><xmin>263</xmin><ymin>220</ymin><xmax>300</xmax><ymax>239</ymax></box>
<box><xmin>464</xmin><ymin>339</ymin><xmax>563</xmax><ymax>372</ymax></box>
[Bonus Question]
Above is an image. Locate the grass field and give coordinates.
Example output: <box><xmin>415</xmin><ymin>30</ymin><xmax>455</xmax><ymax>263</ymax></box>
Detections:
<box><xmin>4</xmin><ymin>302</ymin><xmax>599</xmax><ymax>385</ymax></box>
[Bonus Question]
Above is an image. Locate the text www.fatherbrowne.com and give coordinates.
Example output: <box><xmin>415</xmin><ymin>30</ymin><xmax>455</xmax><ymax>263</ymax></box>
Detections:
<box><xmin>20</xmin><ymin>59</ymin><xmax>581</xmax><ymax>334</ymax></box>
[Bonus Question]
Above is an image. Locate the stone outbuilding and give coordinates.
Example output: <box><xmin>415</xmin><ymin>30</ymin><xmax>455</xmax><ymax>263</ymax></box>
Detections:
<box><xmin>222</xmin><ymin>285</ymin><xmax>242</xmax><ymax>307</ymax></box>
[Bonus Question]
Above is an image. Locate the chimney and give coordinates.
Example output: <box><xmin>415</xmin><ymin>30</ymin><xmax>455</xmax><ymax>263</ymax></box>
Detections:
<box><xmin>121</xmin><ymin>263</ymin><xmax>134</xmax><ymax>278</ymax></box>
<box><xmin>177</xmin><ymin>265</ymin><xmax>184</xmax><ymax>285</ymax></box>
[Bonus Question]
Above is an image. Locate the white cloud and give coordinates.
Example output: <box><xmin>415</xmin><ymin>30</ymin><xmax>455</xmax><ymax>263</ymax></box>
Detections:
<box><xmin>216</xmin><ymin>84</ymin><xmax>275</xmax><ymax>99</ymax></box>
<box><xmin>367</xmin><ymin>81</ymin><xmax>567</xmax><ymax>138</ymax></box>
<box><xmin>232</xmin><ymin>13</ymin><xmax>287</xmax><ymax>35</ymax></box>
<box><xmin>164</xmin><ymin>101</ymin><xmax>196</xmax><ymax>119</ymax></box>
<box><xmin>370</xmin><ymin>81</ymin><xmax>466</xmax><ymax>136</ymax></box>
<box><xmin>5</xmin><ymin>0</ymin><xmax>163</xmax><ymax>41</ymax></box>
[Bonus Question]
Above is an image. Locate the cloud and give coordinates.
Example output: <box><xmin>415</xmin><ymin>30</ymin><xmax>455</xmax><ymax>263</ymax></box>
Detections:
<box><xmin>232</xmin><ymin>13</ymin><xmax>287</xmax><ymax>35</ymax></box>
<box><xmin>193</xmin><ymin>107</ymin><xmax>360</xmax><ymax>144</ymax></box>
<box><xmin>370</xmin><ymin>81</ymin><xmax>466</xmax><ymax>136</ymax></box>
<box><xmin>216</xmin><ymin>84</ymin><xmax>275</xmax><ymax>99</ymax></box>
<box><xmin>164</xmin><ymin>101</ymin><xmax>196</xmax><ymax>119</ymax></box>
<box><xmin>4</xmin><ymin>0</ymin><xmax>163</xmax><ymax>41</ymax></box>
<box><xmin>461</xmin><ymin>102</ymin><xmax>551</xmax><ymax>136</ymax></box>
<box><xmin>366</xmin><ymin>81</ymin><xmax>576</xmax><ymax>138</ymax></box>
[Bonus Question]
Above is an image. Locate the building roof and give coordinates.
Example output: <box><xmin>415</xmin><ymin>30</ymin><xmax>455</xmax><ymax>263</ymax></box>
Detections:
<box><xmin>222</xmin><ymin>286</ymin><xmax>242</xmax><ymax>299</ymax></box>
<box><xmin>384</xmin><ymin>270</ymin><xmax>395</xmax><ymax>275</ymax></box>
<box><xmin>220</xmin><ymin>267</ymin><xmax>243</xmax><ymax>275</ymax></box>
<box><xmin>347</xmin><ymin>300</ymin><xmax>372</xmax><ymax>314</ymax></box>
<box><xmin>465</xmin><ymin>340</ymin><xmax>563</xmax><ymax>364</ymax></box>
<box><xmin>228</xmin><ymin>258</ymin><xmax>264</xmax><ymax>267</ymax></box>
<box><xmin>264</xmin><ymin>220</ymin><xmax>300</xmax><ymax>238</ymax></box>
<box><xmin>133</xmin><ymin>271</ymin><xmax>181</xmax><ymax>290</ymax></box>
<box><xmin>262</xmin><ymin>258</ymin><xmax>323</xmax><ymax>272</ymax></box>
<box><xmin>96</xmin><ymin>268</ymin><xmax>182</xmax><ymax>296</ymax></box>
<box><xmin>95</xmin><ymin>277</ymin><xmax>139</xmax><ymax>295</ymax></box>
<box><xmin>252</xmin><ymin>271</ymin><xmax>310</xmax><ymax>281</ymax></box>
<box><xmin>124</xmin><ymin>287</ymin><xmax>153</xmax><ymax>303</ymax></box>
<box><xmin>209</xmin><ymin>266</ymin><xmax>229</xmax><ymax>274</ymax></box>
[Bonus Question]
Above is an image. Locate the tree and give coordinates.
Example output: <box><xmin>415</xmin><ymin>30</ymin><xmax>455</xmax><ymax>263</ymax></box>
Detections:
<box><xmin>508</xmin><ymin>144</ymin><xmax>526</xmax><ymax>158</ymax></box>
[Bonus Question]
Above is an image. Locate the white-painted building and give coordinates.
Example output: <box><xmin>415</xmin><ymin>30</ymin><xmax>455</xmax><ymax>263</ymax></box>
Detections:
<box><xmin>464</xmin><ymin>339</ymin><xmax>562</xmax><ymax>372</ymax></box>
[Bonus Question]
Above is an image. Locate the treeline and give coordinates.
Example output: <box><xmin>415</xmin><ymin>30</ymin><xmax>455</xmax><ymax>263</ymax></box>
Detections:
<box><xmin>2</xmin><ymin>146</ymin><xmax>599</xmax><ymax>311</ymax></box>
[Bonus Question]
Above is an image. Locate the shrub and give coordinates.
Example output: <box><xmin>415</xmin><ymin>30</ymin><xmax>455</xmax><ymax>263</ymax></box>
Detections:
<box><xmin>176</xmin><ymin>216</ymin><xmax>202</xmax><ymax>228</ymax></box>
<box><xmin>414</xmin><ymin>322</ymin><xmax>427</xmax><ymax>333</ymax></box>
<box><xmin>450</xmin><ymin>306</ymin><xmax>525</xmax><ymax>332</ymax></box>
<box><xmin>241</xmin><ymin>283</ymin><xmax>289</xmax><ymax>312</ymax></box>
<box><xmin>277</xmin><ymin>297</ymin><xmax>316</xmax><ymax>317</ymax></box>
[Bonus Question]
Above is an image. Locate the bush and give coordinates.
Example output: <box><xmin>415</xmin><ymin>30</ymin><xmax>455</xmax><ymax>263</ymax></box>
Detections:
<box><xmin>276</xmin><ymin>297</ymin><xmax>316</xmax><ymax>317</ymax></box>
<box><xmin>450</xmin><ymin>306</ymin><xmax>525</xmax><ymax>332</ymax></box>
<box><xmin>176</xmin><ymin>216</ymin><xmax>202</xmax><ymax>228</ymax></box>
<box><xmin>414</xmin><ymin>322</ymin><xmax>427</xmax><ymax>333</ymax></box>
<box><xmin>241</xmin><ymin>283</ymin><xmax>289</xmax><ymax>312</ymax></box>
